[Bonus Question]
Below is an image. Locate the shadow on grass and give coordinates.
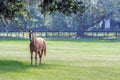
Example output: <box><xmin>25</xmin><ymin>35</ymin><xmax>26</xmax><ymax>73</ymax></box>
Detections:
<box><xmin>0</xmin><ymin>60</ymin><xmax>29</xmax><ymax>73</ymax></box>
<box><xmin>0</xmin><ymin>60</ymin><xmax>63</xmax><ymax>73</ymax></box>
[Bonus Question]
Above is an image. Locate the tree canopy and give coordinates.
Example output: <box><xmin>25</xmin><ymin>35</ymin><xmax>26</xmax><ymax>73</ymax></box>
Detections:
<box><xmin>0</xmin><ymin>0</ymin><xmax>86</xmax><ymax>19</ymax></box>
<box><xmin>0</xmin><ymin>0</ymin><xmax>26</xmax><ymax>18</ymax></box>
<box><xmin>40</xmin><ymin>0</ymin><xmax>85</xmax><ymax>16</ymax></box>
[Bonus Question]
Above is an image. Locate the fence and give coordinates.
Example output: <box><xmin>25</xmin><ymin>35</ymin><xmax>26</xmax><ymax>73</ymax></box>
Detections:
<box><xmin>0</xmin><ymin>30</ymin><xmax>120</xmax><ymax>39</ymax></box>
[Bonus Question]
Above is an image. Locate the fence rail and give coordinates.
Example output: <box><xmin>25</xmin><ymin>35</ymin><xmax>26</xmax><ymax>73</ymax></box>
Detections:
<box><xmin>0</xmin><ymin>30</ymin><xmax>120</xmax><ymax>39</ymax></box>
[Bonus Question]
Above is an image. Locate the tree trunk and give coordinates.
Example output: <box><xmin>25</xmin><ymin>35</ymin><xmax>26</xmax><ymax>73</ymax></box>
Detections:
<box><xmin>5</xmin><ymin>25</ymin><xmax>8</xmax><ymax>32</ymax></box>
<box><xmin>101</xmin><ymin>20</ymin><xmax>105</xmax><ymax>30</ymax></box>
<box><xmin>76</xmin><ymin>25</ymin><xmax>85</xmax><ymax>38</ymax></box>
<box><xmin>77</xmin><ymin>31</ymin><xmax>84</xmax><ymax>38</ymax></box>
<box><xmin>1</xmin><ymin>15</ymin><xmax>8</xmax><ymax>32</ymax></box>
<box><xmin>76</xmin><ymin>15</ymin><xmax>85</xmax><ymax>38</ymax></box>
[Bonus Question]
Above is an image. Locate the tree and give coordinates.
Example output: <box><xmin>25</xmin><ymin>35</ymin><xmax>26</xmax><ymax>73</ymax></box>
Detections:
<box><xmin>73</xmin><ymin>0</ymin><xmax>120</xmax><ymax>37</ymax></box>
<box><xmin>0</xmin><ymin>0</ymin><xmax>86</xmax><ymax>21</ymax></box>
<box><xmin>0</xmin><ymin>0</ymin><xmax>27</xmax><ymax>32</ymax></box>
<box><xmin>0</xmin><ymin>0</ymin><xmax>86</xmax><ymax>32</ymax></box>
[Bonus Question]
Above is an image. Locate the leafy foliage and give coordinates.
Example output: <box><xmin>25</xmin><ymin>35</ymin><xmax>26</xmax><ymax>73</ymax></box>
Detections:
<box><xmin>40</xmin><ymin>0</ymin><xmax>86</xmax><ymax>16</ymax></box>
<box><xmin>0</xmin><ymin>0</ymin><xmax>86</xmax><ymax>18</ymax></box>
<box><xmin>0</xmin><ymin>0</ymin><xmax>27</xmax><ymax>19</ymax></box>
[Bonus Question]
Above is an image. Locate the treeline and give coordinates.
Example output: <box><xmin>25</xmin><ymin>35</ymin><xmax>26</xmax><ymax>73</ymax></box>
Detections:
<box><xmin>0</xmin><ymin>0</ymin><xmax>120</xmax><ymax>37</ymax></box>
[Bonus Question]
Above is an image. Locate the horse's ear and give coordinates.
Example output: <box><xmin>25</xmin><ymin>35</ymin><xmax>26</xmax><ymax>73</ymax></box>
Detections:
<box><xmin>29</xmin><ymin>30</ymin><xmax>34</xmax><ymax>33</ymax></box>
<box><xmin>29</xmin><ymin>30</ymin><xmax>32</xmax><ymax>32</ymax></box>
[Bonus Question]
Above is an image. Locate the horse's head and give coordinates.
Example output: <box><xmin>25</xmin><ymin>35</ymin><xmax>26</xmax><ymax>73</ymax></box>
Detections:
<box><xmin>29</xmin><ymin>30</ymin><xmax>34</xmax><ymax>42</ymax></box>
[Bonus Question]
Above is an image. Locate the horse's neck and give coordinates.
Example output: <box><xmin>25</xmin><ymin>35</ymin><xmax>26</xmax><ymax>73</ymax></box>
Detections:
<box><xmin>30</xmin><ymin>38</ymin><xmax>37</xmax><ymax>47</ymax></box>
<box><xmin>30</xmin><ymin>33</ymin><xmax>35</xmax><ymax>42</ymax></box>
<box><xmin>31</xmin><ymin>37</ymin><xmax>35</xmax><ymax>43</ymax></box>
<box><xmin>32</xmin><ymin>33</ymin><xmax>35</xmax><ymax>39</ymax></box>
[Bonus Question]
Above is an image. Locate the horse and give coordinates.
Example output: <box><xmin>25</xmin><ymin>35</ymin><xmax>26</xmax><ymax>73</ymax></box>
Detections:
<box><xmin>29</xmin><ymin>30</ymin><xmax>46</xmax><ymax>65</ymax></box>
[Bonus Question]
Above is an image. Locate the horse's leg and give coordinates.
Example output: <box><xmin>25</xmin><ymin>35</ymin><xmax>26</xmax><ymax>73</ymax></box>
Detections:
<box><xmin>30</xmin><ymin>51</ymin><xmax>33</xmax><ymax>65</ymax></box>
<box><xmin>40</xmin><ymin>50</ymin><xmax>43</xmax><ymax>64</ymax></box>
<box><xmin>35</xmin><ymin>51</ymin><xmax>37</xmax><ymax>65</ymax></box>
<box><xmin>38</xmin><ymin>50</ymin><xmax>43</xmax><ymax>65</ymax></box>
<box><xmin>38</xmin><ymin>51</ymin><xmax>41</xmax><ymax>65</ymax></box>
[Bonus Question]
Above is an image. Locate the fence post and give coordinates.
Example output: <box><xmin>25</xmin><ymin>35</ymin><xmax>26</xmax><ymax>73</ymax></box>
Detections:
<box><xmin>10</xmin><ymin>32</ymin><xmax>12</xmax><ymax>37</ymax></box>
<box><xmin>18</xmin><ymin>32</ymin><xmax>20</xmax><ymax>38</ymax></box>
<box><xmin>115</xmin><ymin>31</ymin><xmax>117</xmax><ymax>38</ymax></box>
<box><xmin>22</xmin><ymin>32</ymin><xmax>24</xmax><ymax>38</ymax></box>
<box><xmin>58</xmin><ymin>31</ymin><xmax>60</xmax><ymax>38</ymax></box>
<box><xmin>7</xmin><ymin>32</ymin><xmax>9</xmax><ymax>37</ymax></box>
<box><xmin>45</xmin><ymin>31</ymin><xmax>48</xmax><ymax>38</ymax></box>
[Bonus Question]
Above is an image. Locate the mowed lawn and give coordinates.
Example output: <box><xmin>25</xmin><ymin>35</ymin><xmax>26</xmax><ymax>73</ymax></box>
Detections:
<box><xmin>0</xmin><ymin>39</ymin><xmax>120</xmax><ymax>80</ymax></box>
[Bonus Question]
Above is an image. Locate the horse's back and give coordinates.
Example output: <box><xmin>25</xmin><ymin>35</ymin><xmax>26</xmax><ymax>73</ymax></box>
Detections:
<box><xmin>36</xmin><ymin>38</ymin><xmax>45</xmax><ymax>42</ymax></box>
<box><xmin>36</xmin><ymin>38</ymin><xmax>46</xmax><ymax>49</ymax></box>
<box><xmin>36</xmin><ymin>38</ymin><xmax>45</xmax><ymax>44</ymax></box>
<box><xmin>36</xmin><ymin>38</ymin><xmax>46</xmax><ymax>56</ymax></box>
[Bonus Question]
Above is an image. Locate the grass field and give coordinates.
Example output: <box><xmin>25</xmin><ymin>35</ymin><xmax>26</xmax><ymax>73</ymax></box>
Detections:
<box><xmin>0</xmin><ymin>39</ymin><xmax>120</xmax><ymax>80</ymax></box>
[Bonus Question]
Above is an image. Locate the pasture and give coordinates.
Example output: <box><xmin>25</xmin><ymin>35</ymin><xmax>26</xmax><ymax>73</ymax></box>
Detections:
<box><xmin>0</xmin><ymin>39</ymin><xmax>120</xmax><ymax>80</ymax></box>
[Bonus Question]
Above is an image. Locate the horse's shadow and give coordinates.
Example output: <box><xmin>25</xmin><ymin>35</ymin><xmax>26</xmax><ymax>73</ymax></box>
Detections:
<box><xmin>0</xmin><ymin>60</ymin><xmax>62</xmax><ymax>74</ymax></box>
<box><xmin>0</xmin><ymin>60</ymin><xmax>29</xmax><ymax>73</ymax></box>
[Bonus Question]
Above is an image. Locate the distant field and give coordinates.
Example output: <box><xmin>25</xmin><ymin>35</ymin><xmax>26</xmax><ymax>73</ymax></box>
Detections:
<box><xmin>0</xmin><ymin>39</ymin><xmax>120</xmax><ymax>80</ymax></box>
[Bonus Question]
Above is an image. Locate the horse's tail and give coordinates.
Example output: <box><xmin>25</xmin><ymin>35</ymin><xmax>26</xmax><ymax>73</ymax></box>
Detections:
<box><xmin>43</xmin><ymin>41</ymin><xmax>46</xmax><ymax>57</ymax></box>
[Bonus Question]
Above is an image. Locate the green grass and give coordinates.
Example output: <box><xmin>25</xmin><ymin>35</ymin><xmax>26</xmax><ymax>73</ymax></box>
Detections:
<box><xmin>0</xmin><ymin>39</ymin><xmax>120</xmax><ymax>80</ymax></box>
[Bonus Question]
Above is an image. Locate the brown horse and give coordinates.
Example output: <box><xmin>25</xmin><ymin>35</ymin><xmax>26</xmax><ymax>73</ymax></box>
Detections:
<box><xmin>29</xmin><ymin>30</ymin><xmax>46</xmax><ymax>65</ymax></box>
